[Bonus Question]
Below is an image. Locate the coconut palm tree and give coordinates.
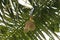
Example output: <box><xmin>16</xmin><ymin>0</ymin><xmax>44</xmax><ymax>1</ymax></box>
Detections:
<box><xmin>0</xmin><ymin>0</ymin><xmax>60</xmax><ymax>40</ymax></box>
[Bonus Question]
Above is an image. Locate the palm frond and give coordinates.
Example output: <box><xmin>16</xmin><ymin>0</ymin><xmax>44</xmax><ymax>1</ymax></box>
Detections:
<box><xmin>0</xmin><ymin>0</ymin><xmax>60</xmax><ymax>40</ymax></box>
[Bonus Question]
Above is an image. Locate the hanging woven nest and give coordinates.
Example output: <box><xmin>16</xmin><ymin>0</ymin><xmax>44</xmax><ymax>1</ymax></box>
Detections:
<box><xmin>24</xmin><ymin>16</ymin><xmax>36</xmax><ymax>33</ymax></box>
